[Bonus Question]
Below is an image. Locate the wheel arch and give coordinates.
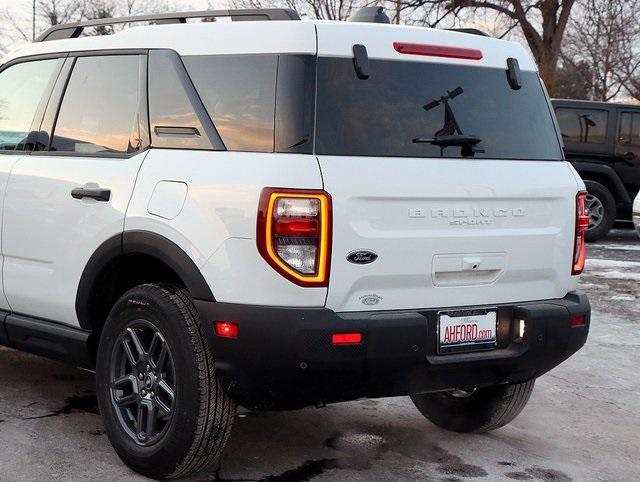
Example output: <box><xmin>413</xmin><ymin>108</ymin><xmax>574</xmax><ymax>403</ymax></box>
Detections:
<box><xmin>76</xmin><ymin>230</ymin><xmax>215</xmax><ymax>332</ymax></box>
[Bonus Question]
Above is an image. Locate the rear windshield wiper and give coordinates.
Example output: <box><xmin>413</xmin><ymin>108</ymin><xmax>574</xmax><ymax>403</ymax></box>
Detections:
<box><xmin>413</xmin><ymin>134</ymin><xmax>482</xmax><ymax>147</ymax></box>
<box><xmin>413</xmin><ymin>134</ymin><xmax>484</xmax><ymax>157</ymax></box>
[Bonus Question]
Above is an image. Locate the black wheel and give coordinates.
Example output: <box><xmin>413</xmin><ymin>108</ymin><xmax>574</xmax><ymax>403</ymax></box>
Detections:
<box><xmin>584</xmin><ymin>180</ymin><xmax>616</xmax><ymax>242</ymax></box>
<box><xmin>410</xmin><ymin>379</ymin><xmax>535</xmax><ymax>433</ymax></box>
<box><xmin>96</xmin><ymin>283</ymin><xmax>235</xmax><ymax>479</ymax></box>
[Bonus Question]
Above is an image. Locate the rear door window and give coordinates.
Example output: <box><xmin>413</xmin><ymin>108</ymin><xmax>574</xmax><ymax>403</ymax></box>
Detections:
<box><xmin>0</xmin><ymin>59</ymin><xmax>62</xmax><ymax>152</ymax></box>
<box><xmin>618</xmin><ymin>112</ymin><xmax>640</xmax><ymax>146</ymax></box>
<box><xmin>315</xmin><ymin>58</ymin><xmax>562</xmax><ymax>160</ymax></box>
<box><xmin>182</xmin><ymin>55</ymin><xmax>277</xmax><ymax>152</ymax></box>
<box><xmin>556</xmin><ymin>108</ymin><xmax>608</xmax><ymax>144</ymax></box>
<box><xmin>51</xmin><ymin>55</ymin><xmax>142</xmax><ymax>155</ymax></box>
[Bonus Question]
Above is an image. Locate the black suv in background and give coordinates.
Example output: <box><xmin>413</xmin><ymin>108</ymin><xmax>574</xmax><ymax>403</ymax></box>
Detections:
<box><xmin>552</xmin><ymin>99</ymin><xmax>640</xmax><ymax>241</ymax></box>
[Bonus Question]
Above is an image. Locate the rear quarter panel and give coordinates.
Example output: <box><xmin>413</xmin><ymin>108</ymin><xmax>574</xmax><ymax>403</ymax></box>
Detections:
<box><xmin>125</xmin><ymin>150</ymin><xmax>327</xmax><ymax>306</ymax></box>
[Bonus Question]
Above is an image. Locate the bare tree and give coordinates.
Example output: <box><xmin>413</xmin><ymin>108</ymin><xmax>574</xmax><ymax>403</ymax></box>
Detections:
<box><xmin>230</xmin><ymin>0</ymin><xmax>372</xmax><ymax>21</ymax></box>
<box><xmin>39</xmin><ymin>0</ymin><xmax>86</xmax><ymax>26</ymax></box>
<box><xmin>561</xmin><ymin>0</ymin><xmax>640</xmax><ymax>101</ymax></box>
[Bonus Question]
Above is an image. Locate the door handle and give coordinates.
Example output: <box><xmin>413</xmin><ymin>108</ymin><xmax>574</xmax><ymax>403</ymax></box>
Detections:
<box><xmin>71</xmin><ymin>187</ymin><xmax>111</xmax><ymax>202</ymax></box>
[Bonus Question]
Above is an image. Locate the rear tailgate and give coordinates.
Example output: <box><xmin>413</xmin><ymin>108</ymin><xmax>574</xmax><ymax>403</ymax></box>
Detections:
<box><xmin>315</xmin><ymin>22</ymin><xmax>580</xmax><ymax>312</ymax></box>
<box><xmin>319</xmin><ymin>157</ymin><xmax>579</xmax><ymax>312</ymax></box>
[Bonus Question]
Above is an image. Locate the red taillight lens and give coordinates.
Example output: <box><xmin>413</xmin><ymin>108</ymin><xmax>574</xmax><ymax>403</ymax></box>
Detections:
<box><xmin>214</xmin><ymin>321</ymin><xmax>238</xmax><ymax>339</ymax></box>
<box><xmin>570</xmin><ymin>315</ymin><xmax>586</xmax><ymax>327</ymax></box>
<box><xmin>332</xmin><ymin>333</ymin><xmax>363</xmax><ymax>345</ymax></box>
<box><xmin>572</xmin><ymin>192</ymin><xmax>588</xmax><ymax>275</ymax></box>
<box><xmin>393</xmin><ymin>42</ymin><xmax>483</xmax><ymax>60</ymax></box>
<box><xmin>257</xmin><ymin>188</ymin><xmax>332</xmax><ymax>287</ymax></box>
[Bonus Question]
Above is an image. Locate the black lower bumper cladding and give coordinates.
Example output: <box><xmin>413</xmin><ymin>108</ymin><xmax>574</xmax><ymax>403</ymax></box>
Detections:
<box><xmin>194</xmin><ymin>292</ymin><xmax>590</xmax><ymax>410</ymax></box>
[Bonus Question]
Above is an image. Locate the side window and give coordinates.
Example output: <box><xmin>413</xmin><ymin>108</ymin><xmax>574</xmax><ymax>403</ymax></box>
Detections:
<box><xmin>555</xmin><ymin>108</ymin><xmax>608</xmax><ymax>144</ymax></box>
<box><xmin>618</xmin><ymin>112</ymin><xmax>640</xmax><ymax>146</ymax></box>
<box><xmin>183</xmin><ymin>55</ymin><xmax>277</xmax><ymax>152</ymax></box>
<box><xmin>148</xmin><ymin>50</ymin><xmax>215</xmax><ymax>150</ymax></box>
<box><xmin>0</xmin><ymin>59</ymin><xmax>62</xmax><ymax>152</ymax></box>
<box><xmin>51</xmin><ymin>55</ymin><xmax>142</xmax><ymax>155</ymax></box>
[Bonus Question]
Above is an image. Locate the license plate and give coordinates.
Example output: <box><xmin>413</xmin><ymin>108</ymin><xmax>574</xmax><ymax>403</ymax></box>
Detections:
<box><xmin>438</xmin><ymin>309</ymin><xmax>497</xmax><ymax>354</ymax></box>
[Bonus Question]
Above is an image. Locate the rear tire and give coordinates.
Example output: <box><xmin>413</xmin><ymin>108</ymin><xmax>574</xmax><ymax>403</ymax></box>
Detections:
<box><xmin>96</xmin><ymin>283</ymin><xmax>235</xmax><ymax>479</ymax></box>
<box><xmin>411</xmin><ymin>379</ymin><xmax>535</xmax><ymax>433</ymax></box>
<box><xmin>584</xmin><ymin>180</ymin><xmax>616</xmax><ymax>242</ymax></box>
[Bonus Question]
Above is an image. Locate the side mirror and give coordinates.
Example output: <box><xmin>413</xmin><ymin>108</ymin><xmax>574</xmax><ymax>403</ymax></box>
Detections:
<box><xmin>623</xmin><ymin>151</ymin><xmax>636</xmax><ymax>165</ymax></box>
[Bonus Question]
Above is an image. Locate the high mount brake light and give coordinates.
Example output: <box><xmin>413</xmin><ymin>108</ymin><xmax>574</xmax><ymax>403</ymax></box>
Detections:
<box><xmin>393</xmin><ymin>42</ymin><xmax>483</xmax><ymax>60</ymax></box>
<box><xmin>257</xmin><ymin>188</ymin><xmax>332</xmax><ymax>287</ymax></box>
<box><xmin>572</xmin><ymin>192</ymin><xmax>589</xmax><ymax>275</ymax></box>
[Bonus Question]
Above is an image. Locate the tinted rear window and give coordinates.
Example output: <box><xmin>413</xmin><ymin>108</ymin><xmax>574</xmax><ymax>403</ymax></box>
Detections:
<box><xmin>183</xmin><ymin>55</ymin><xmax>277</xmax><ymax>152</ymax></box>
<box><xmin>315</xmin><ymin>58</ymin><xmax>562</xmax><ymax>160</ymax></box>
<box><xmin>556</xmin><ymin>108</ymin><xmax>608</xmax><ymax>144</ymax></box>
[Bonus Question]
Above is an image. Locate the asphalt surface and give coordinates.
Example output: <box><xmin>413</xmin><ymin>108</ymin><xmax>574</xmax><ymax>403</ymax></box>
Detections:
<box><xmin>0</xmin><ymin>229</ymin><xmax>638</xmax><ymax>481</ymax></box>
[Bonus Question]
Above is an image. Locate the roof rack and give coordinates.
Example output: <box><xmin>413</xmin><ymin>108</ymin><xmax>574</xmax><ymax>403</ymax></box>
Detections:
<box><xmin>447</xmin><ymin>28</ymin><xmax>490</xmax><ymax>37</ymax></box>
<box><xmin>35</xmin><ymin>8</ymin><xmax>301</xmax><ymax>42</ymax></box>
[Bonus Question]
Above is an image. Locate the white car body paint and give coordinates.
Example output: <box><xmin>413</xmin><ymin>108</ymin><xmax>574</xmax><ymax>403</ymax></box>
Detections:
<box><xmin>0</xmin><ymin>19</ymin><xmax>582</xmax><ymax>325</ymax></box>
<box><xmin>2</xmin><ymin>152</ymin><xmax>148</xmax><ymax>324</ymax></box>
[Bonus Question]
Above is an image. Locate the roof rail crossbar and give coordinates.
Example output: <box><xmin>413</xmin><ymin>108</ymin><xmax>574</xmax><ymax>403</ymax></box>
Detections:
<box><xmin>35</xmin><ymin>8</ymin><xmax>301</xmax><ymax>42</ymax></box>
<box><xmin>446</xmin><ymin>28</ymin><xmax>490</xmax><ymax>37</ymax></box>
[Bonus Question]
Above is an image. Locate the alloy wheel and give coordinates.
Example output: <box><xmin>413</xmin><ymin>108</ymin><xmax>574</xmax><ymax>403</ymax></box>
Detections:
<box><xmin>585</xmin><ymin>193</ymin><xmax>603</xmax><ymax>230</ymax></box>
<box><xmin>109</xmin><ymin>320</ymin><xmax>176</xmax><ymax>446</ymax></box>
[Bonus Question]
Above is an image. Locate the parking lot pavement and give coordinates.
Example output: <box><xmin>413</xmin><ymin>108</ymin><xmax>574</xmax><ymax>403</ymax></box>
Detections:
<box><xmin>0</xmin><ymin>230</ymin><xmax>638</xmax><ymax>481</ymax></box>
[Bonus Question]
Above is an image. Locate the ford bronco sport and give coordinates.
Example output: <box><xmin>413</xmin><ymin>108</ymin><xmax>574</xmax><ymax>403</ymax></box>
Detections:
<box><xmin>552</xmin><ymin>98</ymin><xmax>640</xmax><ymax>241</ymax></box>
<box><xmin>0</xmin><ymin>8</ymin><xmax>590</xmax><ymax>479</ymax></box>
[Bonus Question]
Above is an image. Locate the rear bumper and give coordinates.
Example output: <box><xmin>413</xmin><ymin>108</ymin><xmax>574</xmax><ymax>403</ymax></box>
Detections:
<box><xmin>194</xmin><ymin>292</ymin><xmax>590</xmax><ymax>410</ymax></box>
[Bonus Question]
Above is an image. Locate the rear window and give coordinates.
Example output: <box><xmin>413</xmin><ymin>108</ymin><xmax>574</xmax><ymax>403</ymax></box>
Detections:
<box><xmin>556</xmin><ymin>108</ymin><xmax>608</xmax><ymax>144</ymax></box>
<box><xmin>315</xmin><ymin>58</ymin><xmax>562</xmax><ymax>160</ymax></box>
<box><xmin>618</xmin><ymin>112</ymin><xmax>640</xmax><ymax>146</ymax></box>
<box><xmin>183</xmin><ymin>55</ymin><xmax>277</xmax><ymax>152</ymax></box>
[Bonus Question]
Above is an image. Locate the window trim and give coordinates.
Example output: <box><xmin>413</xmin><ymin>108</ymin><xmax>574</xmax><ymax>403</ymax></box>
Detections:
<box><xmin>0</xmin><ymin>53</ymin><xmax>68</xmax><ymax>155</ymax></box>
<box><xmin>41</xmin><ymin>50</ymin><xmax>151</xmax><ymax>159</ymax></box>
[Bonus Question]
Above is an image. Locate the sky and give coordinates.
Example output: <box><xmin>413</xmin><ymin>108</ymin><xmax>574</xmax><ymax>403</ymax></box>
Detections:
<box><xmin>0</xmin><ymin>0</ymin><xmax>218</xmax><ymax>50</ymax></box>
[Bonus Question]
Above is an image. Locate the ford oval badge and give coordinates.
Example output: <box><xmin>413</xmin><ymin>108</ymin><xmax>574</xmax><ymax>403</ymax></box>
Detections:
<box><xmin>347</xmin><ymin>250</ymin><xmax>378</xmax><ymax>265</ymax></box>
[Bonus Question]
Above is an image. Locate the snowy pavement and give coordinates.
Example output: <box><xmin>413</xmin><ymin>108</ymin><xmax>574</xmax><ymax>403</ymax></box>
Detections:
<box><xmin>0</xmin><ymin>230</ymin><xmax>638</xmax><ymax>481</ymax></box>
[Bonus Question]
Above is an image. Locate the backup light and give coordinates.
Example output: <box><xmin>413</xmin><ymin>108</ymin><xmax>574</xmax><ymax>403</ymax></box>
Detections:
<box><xmin>257</xmin><ymin>188</ymin><xmax>332</xmax><ymax>287</ymax></box>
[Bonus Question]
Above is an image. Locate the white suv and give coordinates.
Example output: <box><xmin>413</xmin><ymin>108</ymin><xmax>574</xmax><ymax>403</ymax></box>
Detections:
<box><xmin>0</xmin><ymin>8</ymin><xmax>590</xmax><ymax>479</ymax></box>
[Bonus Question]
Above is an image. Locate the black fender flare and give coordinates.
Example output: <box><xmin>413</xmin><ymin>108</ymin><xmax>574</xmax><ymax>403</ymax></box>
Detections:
<box><xmin>76</xmin><ymin>230</ymin><xmax>215</xmax><ymax>330</ymax></box>
<box><xmin>569</xmin><ymin>160</ymin><xmax>631</xmax><ymax>203</ymax></box>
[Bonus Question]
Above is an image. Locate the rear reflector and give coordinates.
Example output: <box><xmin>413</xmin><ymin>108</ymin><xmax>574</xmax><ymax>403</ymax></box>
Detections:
<box><xmin>393</xmin><ymin>42</ymin><xmax>483</xmax><ymax>60</ymax></box>
<box><xmin>214</xmin><ymin>321</ymin><xmax>238</xmax><ymax>339</ymax></box>
<box><xmin>571</xmin><ymin>315</ymin><xmax>586</xmax><ymax>327</ymax></box>
<box><xmin>332</xmin><ymin>333</ymin><xmax>363</xmax><ymax>345</ymax></box>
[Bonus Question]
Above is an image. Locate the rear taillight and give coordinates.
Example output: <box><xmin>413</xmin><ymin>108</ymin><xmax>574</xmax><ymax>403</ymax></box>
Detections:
<box><xmin>257</xmin><ymin>188</ymin><xmax>331</xmax><ymax>287</ymax></box>
<box><xmin>572</xmin><ymin>192</ymin><xmax>589</xmax><ymax>275</ymax></box>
